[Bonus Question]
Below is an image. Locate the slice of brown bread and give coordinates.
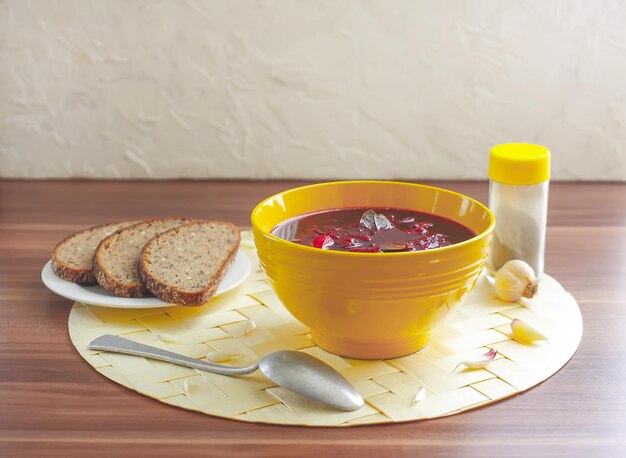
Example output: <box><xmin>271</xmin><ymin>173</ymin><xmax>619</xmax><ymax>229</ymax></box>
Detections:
<box><xmin>51</xmin><ymin>221</ymin><xmax>140</xmax><ymax>285</ymax></box>
<box><xmin>138</xmin><ymin>221</ymin><xmax>241</xmax><ymax>306</ymax></box>
<box><xmin>93</xmin><ymin>218</ymin><xmax>194</xmax><ymax>298</ymax></box>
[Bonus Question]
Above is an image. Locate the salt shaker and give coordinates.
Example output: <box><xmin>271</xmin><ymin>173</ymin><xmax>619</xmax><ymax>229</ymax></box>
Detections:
<box><xmin>486</xmin><ymin>143</ymin><xmax>550</xmax><ymax>279</ymax></box>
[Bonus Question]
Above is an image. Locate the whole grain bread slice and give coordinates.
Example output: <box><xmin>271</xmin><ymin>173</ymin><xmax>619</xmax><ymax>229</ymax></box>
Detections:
<box><xmin>51</xmin><ymin>221</ymin><xmax>140</xmax><ymax>285</ymax></box>
<box><xmin>93</xmin><ymin>218</ymin><xmax>194</xmax><ymax>298</ymax></box>
<box><xmin>138</xmin><ymin>221</ymin><xmax>240</xmax><ymax>306</ymax></box>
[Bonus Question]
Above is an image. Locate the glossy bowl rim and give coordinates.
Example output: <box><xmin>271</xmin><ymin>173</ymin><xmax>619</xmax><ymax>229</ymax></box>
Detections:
<box><xmin>251</xmin><ymin>180</ymin><xmax>495</xmax><ymax>258</ymax></box>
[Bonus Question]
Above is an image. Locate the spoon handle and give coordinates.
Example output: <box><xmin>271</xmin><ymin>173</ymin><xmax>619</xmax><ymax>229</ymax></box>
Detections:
<box><xmin>89</xmin><ymin>334</ymin><xmax>257</xmax><ymax>376</ymax></box>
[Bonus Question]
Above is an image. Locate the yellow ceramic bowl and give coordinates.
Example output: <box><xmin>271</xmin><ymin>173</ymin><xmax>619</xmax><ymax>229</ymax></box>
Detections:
<box><xmin>251</xmin><ymin>181</ymin><xmax>494</xmax><ymax>359</ymax></box>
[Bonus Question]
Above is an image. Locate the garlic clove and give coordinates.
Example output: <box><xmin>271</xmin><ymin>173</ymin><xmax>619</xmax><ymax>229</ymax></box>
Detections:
<box><xmin>156</xmin><ymin>333</ymin><xmax>182</xmax><ymax>344</ymax></box>
<box><xmin>494</xmin><ymin>260</ymin><xmax>538</xmax><ymax>302</ymax></box>
<box><xmin>510</xmin><ymin>319</ymin><xmax>548</xmax><ymax>343</ymax></box>
<box><xmin>453</xmin><ymin>348</ymin><xmax>498</xmax><ymax>371</ymax></box>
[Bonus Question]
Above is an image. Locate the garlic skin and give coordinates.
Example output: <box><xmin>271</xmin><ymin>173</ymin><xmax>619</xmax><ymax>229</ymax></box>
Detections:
<box><xmin>182</xmin><ymin>378</ymin><xmax>194</xmax><ymax>394</ymax></box>
<box><xmin>207</xmin><ymin>351</ymin><xmax>242</xmax><ymax>363</ymax></box>
<box><xmin>242</xmin><ymin>319</ymin><xmax>257</xmax><ymax>336</ymax></box>
<box><xmin>494</xmin><ymin>260</ymin><xmax>538</xmax><ymax>302</ymax></box>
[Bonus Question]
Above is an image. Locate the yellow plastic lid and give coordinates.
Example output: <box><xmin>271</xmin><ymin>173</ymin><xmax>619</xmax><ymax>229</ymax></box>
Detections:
<box><xmin>489</xmin><ymin>143</ymin><xmax>550</xmax><ymax>185</ymax></box>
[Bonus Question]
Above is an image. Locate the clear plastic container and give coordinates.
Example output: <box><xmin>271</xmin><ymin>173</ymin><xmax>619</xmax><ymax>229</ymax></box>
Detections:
<box><xmin>486</xmin><ymin>144</ymin><xmax>550</xmax><ymax>279</ymax></box>
<box><xmin>487</xmin><ymin>180</ymin><xmax>548</xmax><ymax>278</ymax></box>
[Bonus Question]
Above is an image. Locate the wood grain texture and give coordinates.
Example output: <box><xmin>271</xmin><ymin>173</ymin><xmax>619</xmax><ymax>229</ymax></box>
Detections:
<box><xmin>1</xmin><ymin>180</ymin><xmax>625</xmax><ymax>457</ymax></box>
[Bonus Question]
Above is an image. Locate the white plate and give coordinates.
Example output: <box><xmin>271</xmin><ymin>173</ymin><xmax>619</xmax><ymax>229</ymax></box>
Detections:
<box><xmin>41</xmin><ymin>249</ymin><xmax>251</xmax><ymax>308</ymax></box>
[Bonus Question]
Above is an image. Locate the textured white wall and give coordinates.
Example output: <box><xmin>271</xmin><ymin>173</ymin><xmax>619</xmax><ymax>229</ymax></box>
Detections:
<box><xmin>1</xmin><ymin>0</ymin><xmax>625</xmax><ymax>180</ymax></box>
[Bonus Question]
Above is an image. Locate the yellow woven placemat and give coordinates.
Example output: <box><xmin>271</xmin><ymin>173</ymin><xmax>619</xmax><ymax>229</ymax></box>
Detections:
<box><xmin>68</xmin><ymin>231</ymin><xmax>583</xmax><ymax>426</ymax></box>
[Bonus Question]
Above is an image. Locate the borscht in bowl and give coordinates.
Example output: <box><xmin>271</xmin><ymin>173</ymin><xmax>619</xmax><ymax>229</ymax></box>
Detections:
<box><xmin>251</xmin><ymin>181</ymin><xmax>494</xmax><ymax>359</ymax></box>
<box><xmin>272</xmin><ymin>207</ymin><xmax>475</xmax><ymax>253</ymax></box>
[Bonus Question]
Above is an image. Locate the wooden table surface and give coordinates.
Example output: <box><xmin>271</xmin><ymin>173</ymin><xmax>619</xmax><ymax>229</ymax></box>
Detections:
<box><xmin>1</xmin><ymin>180</ymin><xmax>625</xmax><ymax>458</ymax></box>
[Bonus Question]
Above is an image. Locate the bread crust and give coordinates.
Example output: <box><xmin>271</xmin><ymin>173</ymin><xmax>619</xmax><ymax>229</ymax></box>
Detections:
<box><xmin>138</xmin><ymin>221</ymin><xmax>240</xmax><ymax>306</ymax></box>
<box><xmin>51</xmin><ymin>221</ymin><xmax>137</xmax><ymax>285</ymax></box>
<box><xmin>93</xmin><ymin>218</ymin><xmax>194</xmax><ymax>298</ymax></box>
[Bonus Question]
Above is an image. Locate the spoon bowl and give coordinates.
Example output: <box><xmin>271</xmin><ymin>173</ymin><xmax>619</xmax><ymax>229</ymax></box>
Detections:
<box><xmin>258</xmin><ymin>350</ymin><xmax>364</xmax><ymax>411</ymax></box>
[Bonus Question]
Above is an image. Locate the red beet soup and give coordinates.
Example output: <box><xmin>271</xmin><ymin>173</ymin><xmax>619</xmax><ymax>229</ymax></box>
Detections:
<box><xmin>271</xmin><ymin>207</ymin><xmax>476</xmax><ymax>253</ymax></box>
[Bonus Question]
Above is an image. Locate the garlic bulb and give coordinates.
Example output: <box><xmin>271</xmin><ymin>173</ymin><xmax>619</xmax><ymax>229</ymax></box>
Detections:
<box><xmin>494</xmin><ymin>260</ymin><xmax>538</xmax><ymax>302</ymax></box>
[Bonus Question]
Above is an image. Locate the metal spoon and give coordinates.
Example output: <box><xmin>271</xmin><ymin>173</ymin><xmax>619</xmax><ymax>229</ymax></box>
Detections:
<box><xmin>89</xmin><ymin>334</ymin><xmax>364</xmax><ymax>411</ymax></box>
